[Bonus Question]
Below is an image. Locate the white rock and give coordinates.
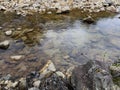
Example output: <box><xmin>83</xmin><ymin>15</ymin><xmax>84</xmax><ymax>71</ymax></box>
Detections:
<box><xmin>0</xmin><ymin>27</ymin><xmax>2</xmax><ymax>29</ymax></box>
<box><xmin>5</xmin><ymin>30</ymin><xmax>12</xmax><ymax>36</ymax></box>
<box><xmin>63</xmin><ymin>55</ymin><xmax>70</xmax><ymax>59</ymax></box>
<box><xmin>33</xmin><ymin>80</ymin><xmax>41</xmax><ymax>88</ymax></box>
<box><xmin>10</xmin><ymin>55</ymin><xmax>24</xmax><ymax>60</ymax></box>
<box><xmin>0</xmin><ymin>40</ymin><xmax>10</xmax><ymax>49</ymax></box>
<box><xmin>47</xmin><ymin>11</ymin><xmax>52</xmax><ymax>14</ymax></box>
<box><xmin>12</xmin><ymin>81</ymin><xmax>18</xmax><ymax>88</ymax></box>
<box><xmin>56</xmin><ymin>71</ymin><xmax>65</xmax><ymax>78</ymax></box>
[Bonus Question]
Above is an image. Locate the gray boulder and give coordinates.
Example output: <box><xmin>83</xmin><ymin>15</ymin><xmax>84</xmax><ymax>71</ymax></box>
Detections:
<box><xmin>71</xmin><ymin>60</ymin><xmax>114</xmax><ymax>90</ymax></box>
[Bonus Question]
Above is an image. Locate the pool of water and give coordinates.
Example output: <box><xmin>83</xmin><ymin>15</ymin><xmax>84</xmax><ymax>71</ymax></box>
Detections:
<box><xmin>0</xmin><ymin>13</ymin><xmax>120</xmax><ymax>77</ymax></box>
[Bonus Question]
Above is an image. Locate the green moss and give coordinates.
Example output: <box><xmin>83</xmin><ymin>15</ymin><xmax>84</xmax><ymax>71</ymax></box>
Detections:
<box><xmin>113</xmin><ymin>77</ymin><xmax>120</xmax><ymax>87</ymax></box>
<box><xmin>112</xmin><ymin>63</ymin><xmax>120</xmax><ymax>67</ymax></box>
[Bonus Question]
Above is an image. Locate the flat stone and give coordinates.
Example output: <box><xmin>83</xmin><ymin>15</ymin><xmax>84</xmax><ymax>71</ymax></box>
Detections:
<box><xmin>10</xmin><ymin>55</ymin><xmax>24</xmax><ymax>61</ymax></box>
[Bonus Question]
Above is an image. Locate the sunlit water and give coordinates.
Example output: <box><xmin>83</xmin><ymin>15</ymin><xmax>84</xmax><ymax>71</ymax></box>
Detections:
<box><xmin>0</xmin><ymin>14</ymin><xmax>120</xmax><ymax>76</ymax></box>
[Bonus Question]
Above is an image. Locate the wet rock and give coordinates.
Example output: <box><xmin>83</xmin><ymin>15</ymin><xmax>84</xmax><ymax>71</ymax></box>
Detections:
<box><xmin>19</xmin><ymin>78</ymin><xmax>28</xmax><ymax>90</ymax></box>
<box><xmin>1</xmin><ymin>74</ymin><xmax>12</xmax><ymax>80</ymax></box>
<box><xmin>71</xmin><ymin>60</ymin><xmax>114</xmax><ymax>90</ymax></box>
<box><xmin>56</xmin><ymin>71</ymin><xmax>65</xmax><ymax>78</ymax></box>
<box><xmin>5</xmin><ymin>30</ymin><xmax>12</xmax><ymax>36</ymax></box>
<box><xmin>110</xmin><ymin>63</ymin><xmax>120</xmax><ymax>77</ymax></box>
<box><xmin>82</xmin><ymin>16</ymin><xmax>95</xmax><ymax>24</ymax></box>
<box><xmin>33</xmin><ymin>80</ymin><xmax>41</xmax><ymax>88</ymax></box>
<box><xmin>106</xmin><ymin>6</ymin><xmax>116</xmax><ymax>12</ymax></box>
<box><xmin>39</xmin><ymin>60</ymin><xmax>56</xmax><ymax>79</ymax></box>
<box><xmin>5</xmin><ymin>80</ymin><xmax>13</xmax><ymax>89</ymax></box>
<box><xmin>63</xmin><ymin>55</ymin><xmax>70</xmax><ymax>59</ymax></box>
<box><xmin>0</xmin><ymin>40</ymin><xmax>10</xmax><ymax>50</ymax></box>
<box><xmin>39</xmin><ymin>73</ymin><xmax>71</xmax><ymax>90</ymax></box>
<box><xmin>116</xmin><ymin>6</ymin><xmax>120</xmax><ymax>13</ymax></box>
<box><xmin>110</xmin><ymin>62</ymin><xmax>120</xmax><ymax>87</ymax></box>
<box><xmin>0</xmin><ymin>27</ymin><xmax>2</xmax><ymax>30</ymax></box>
<box><xmin>0</xmin><ymin>5</ymin><xmax>6</xmax><ymax>11</ymax></box>
<box><xmin>29</xmin><ymin>87</ymin><xmax>40</xmax><ymax>90</ymax></box>
<box><xmin>12</xmin><ymin>81</ymin><xmax>19</xmax><ymax>88</ymax></box>
<box><xmin>47</xmin><ymin>11</ymin><xmax>52</xmax><ymax>14</ymax></box>
<box><xmin>10</xmin><ymin>55</ymin><xmax>24</xmax><ymax>61</ymax></box>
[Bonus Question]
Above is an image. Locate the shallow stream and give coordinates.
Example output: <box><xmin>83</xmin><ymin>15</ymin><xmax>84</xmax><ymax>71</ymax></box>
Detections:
<box><xmin>0</xmin><ymin>12</ymin><xmax>120</xmax><ymax>77</ymax></box>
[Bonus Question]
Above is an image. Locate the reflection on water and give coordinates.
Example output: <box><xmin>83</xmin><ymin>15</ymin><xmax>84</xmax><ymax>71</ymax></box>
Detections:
<box><xmin>40</xmin><ymin>15</ymin><xmax>120</xmax><ymax>64</ymax></box>
<box><xmin>42</xmin><ymin>21</ymin><xmax>90</xmax><ymax>57</ymax></box>
<box><xmin>0</xmin><ymin>14</ymin><xmax>120</xmax><ymax>76</ymax></box>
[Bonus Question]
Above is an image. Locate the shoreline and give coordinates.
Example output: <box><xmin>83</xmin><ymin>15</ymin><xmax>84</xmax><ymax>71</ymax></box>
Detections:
<box><xmin>0</xmin><ymin>0</ymin><xmax>120</xmax><ymax>16</ymax></box>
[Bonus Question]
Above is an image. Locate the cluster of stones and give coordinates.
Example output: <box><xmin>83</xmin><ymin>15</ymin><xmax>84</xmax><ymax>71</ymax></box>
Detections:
<box><xmin>0</xmin><ymin>60</ymin><xmax>120</xmax><ymax>90</ymax></box>
<box><xmin>0</xmin><ymin>60</ymin><xmax>70</xmax><ymax>90</ymax></box>
<box><xmin>0</xmin><ymin>0</ymin><xmax>120</xmax><ymax>16</ymax></box>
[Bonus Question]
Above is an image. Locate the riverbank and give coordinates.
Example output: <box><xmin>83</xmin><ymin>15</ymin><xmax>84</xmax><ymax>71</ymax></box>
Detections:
<box><xmin>0</xmin><ymin>0</ymin><xmax>120</xmax><ymax>16</ymax></box>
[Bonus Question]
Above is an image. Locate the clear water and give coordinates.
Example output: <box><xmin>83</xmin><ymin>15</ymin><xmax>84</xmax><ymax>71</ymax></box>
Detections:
<box><xmin>0</xmin><ymin>14</ymin><xmax>120</xmax><ymax>76</ymax></box>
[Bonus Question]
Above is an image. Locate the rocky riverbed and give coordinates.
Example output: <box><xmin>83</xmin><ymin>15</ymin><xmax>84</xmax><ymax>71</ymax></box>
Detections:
<box><xmin>0</xmin><ymin>0</ymin><xmax>120</xmax><ymax>15</ymax></box>
<box><xmin>0</xmin><ymin>11</ymin><xmax>120</xmax><ymax>89</ymax></box>
<box><xmin>0</xmin><ymin>0</ymin><xmax>120</xmax><ymax>90</ymax></box>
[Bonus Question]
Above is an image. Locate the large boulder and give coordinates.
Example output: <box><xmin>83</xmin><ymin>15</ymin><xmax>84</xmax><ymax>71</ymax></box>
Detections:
<box><xmin>71</xmin><ymin>60</ymin><xmax>114</xmax><ymax>90</ymax></box>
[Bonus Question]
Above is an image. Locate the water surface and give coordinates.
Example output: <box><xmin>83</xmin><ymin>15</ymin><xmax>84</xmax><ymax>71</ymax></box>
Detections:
<box><xmin>0</xmin><ymin>13</ymin><xmax>120</xmax><ymax>76</ymax></box>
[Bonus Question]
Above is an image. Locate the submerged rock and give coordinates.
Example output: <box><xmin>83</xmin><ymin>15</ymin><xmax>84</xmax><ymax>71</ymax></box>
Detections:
<box><xmin>82</xmin><ymin>16</ymin><xmax>95</xmax><ymax>24</ymax></box>
<box><xmin>5</xmin><ymin>30</ymin><xmax>12</xmax><ymax>36</ymax></box>
<box><xmin>39</xmin><ymin>60</ymin><xmax>56</xmax><ymax>79</ymax></box>
<box><xmin>0</xmin><ymin>40</ymin><xmax>10</xmax><ymax>50</ymax></box>
<box><xmin>110</xmin><ymin>61</ymin><xmax>120</xmax><ymax>87</ymax></box>
<box><xmin>10</xmin><ymin>55</ymin><xmax>24</xmax><ymax>61</ymax></box>
<box><xmin>71</xmin><ymin>60</ymin><xmax>114</xmax><ymax>90</ymax></box>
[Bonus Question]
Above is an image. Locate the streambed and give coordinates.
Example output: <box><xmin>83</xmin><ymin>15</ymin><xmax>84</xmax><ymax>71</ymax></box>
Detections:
<box><xmin>0</xmin><ymin>12</ymin><xmax>120</xmax><ymax>77</ymax></box>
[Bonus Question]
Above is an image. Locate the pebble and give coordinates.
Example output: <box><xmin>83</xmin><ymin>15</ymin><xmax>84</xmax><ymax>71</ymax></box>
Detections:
<box><xmin>5</xmin><ymin>30</ymin><xmax>12</xmax><ymax>36</ymax></box>
<box><xmin>63</xmin><ymin>55</ymin><xmax>70</xmax><ymax>59</ymax></box>
<box><xmin>10</xmin><ymin>55</ymin><xmax>24</xmax><ymax>60</ymax></box>
<box><xmin>0</xmin><ymin>27</ymin><xmax>2</xmax><ymax>30</ymax></box>
<box><xmin>55</xmin><ymin>71</ymin><xmax>65</xmax><ymax>78</ymax></box>
<box><xmin>12</xmin><ymin>81</ymin><xmax>19</xmax><ymax>88</ymax></box>
<box><xmin>0</xmin><ymin>40</ymin><xmax>10</xmax><ymax>50</ymax></box>
<box><xmin>33</xmin><ymin>80</ymin><xmax>41</xmax><ymax>88</ymax></box>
